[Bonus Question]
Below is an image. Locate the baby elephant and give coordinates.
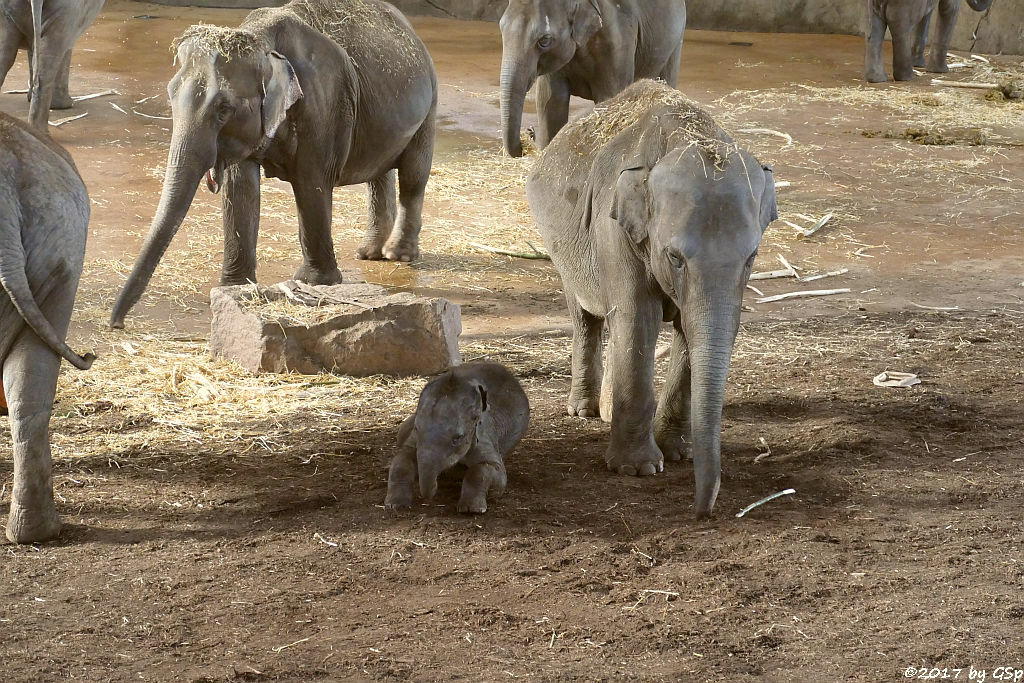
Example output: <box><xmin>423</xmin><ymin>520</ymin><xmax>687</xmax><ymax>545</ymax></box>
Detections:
<box><xmin>385</xmin><ymin>363</ymin><xmax>530</xmax><ymax>514</ymax></box>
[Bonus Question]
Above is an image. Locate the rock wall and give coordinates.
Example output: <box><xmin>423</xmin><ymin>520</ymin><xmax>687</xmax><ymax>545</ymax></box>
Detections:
<box><xmin>137</xmin><ymin>1</ymin><xmax>1023</xmax><ymax>55</ymax></box>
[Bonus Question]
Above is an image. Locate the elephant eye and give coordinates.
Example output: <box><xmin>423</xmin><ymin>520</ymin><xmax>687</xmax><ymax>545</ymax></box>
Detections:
<box><xmin>215</xmin><ymin>101</ymin><xmax>235</xmax><ymax>123</ymax></box>
<box><xmin>451</xmin><ymin>433</ymin><xmax>465</xmax><ymax>446</ymax></box>
<box><xmin>667</xmin><ymin>251</ymin><xmax>684</xmax><ymax>269</ymax></box>
<box><xmin>537</xmin><ymin>35</ymin><xmax>552</xmax><ymax>49</ymax></box>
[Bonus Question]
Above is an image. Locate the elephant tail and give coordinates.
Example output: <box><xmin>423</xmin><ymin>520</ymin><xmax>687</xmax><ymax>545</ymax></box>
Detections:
<box><xmin>29</xmin><ymin>0</ymin><xmax>42</xmax><ymax>99</ymax></box>
<box><xmin>0</xmin><ymin>231</ymin><xmax>94</xmax><ymax>371</ymax></box>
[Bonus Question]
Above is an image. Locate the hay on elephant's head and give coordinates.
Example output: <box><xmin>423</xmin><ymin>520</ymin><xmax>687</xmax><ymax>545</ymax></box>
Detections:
<box><xmin>290</xmin><ymin>0</ymin><xmax>418</xmax><ymax>61</ymax></box>
<box><xmin>172</xmin><ymin>24</ymin><xmax>265</xmax><ymax>60</ymax></box>
<box><xmin>566</xmin><ymin>79</ymin><xmax>737</xmax><ymax>168</ymax></box>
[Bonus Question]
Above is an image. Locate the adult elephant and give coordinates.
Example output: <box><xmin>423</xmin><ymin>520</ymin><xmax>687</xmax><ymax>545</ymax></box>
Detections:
<box><xmin>526</xmin><ymin>80</ymin><xmax>777</xmax><ymax>517</ymax></box>
<box><xmin>109</xmin><ymin>0</ymin><xmax>437</xmax><ymax>329</ymax></box>
<box><xmin>0</xmin><ymin>0</ymin><xmax>105</xmax><ymax>130</ymax></box>
<box><xmin>499</xmin><ymin>0</ymin><xmax>686</xmax><ymax>157</ymax></box>
<box><xmin>865</xmin><ymin>0</ymin><xmax>995</xmax><ymax>82</ymax></box>
<box><xmin>0</xmin><ymin>111</ymin><xmax>95</xmax><ymax>543</ymax></box>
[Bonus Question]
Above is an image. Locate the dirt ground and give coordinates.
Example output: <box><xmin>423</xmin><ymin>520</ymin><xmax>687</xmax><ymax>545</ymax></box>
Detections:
<box><xmin>2</xmin><ymin>2</ymin><xmax>1023</xmax><ymax>681</ymax></box>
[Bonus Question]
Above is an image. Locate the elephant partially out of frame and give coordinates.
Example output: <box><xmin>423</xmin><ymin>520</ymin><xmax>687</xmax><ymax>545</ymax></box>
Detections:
<box><xmin>0</xmin><ymin>111</ymin><xmax>94</xmax><ymax>543</ymax></box>
<box><xmin>0</xmin><ymin>0</ymin><xmax>105</xmax><ymax>130</ymax></box>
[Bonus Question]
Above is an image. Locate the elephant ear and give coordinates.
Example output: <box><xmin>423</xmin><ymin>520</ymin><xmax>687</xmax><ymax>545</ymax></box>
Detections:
<box><xmin>609</xmin><ymin>122</ymin><xmax>667</xmax><ymax>244</ymax></box>
<box><xmin>262</xmin><ymin>51</ymin><xmax>303</xmax><ymax>140</ymax></box>
<box><xmin>571</xmin><ymin>0</ymin><xmax>603</xmax><ymax>48</ymax></box>
<box><xmin>759</xmin><ymin>164</ymin><xmax>779</xmax><ymax>232</ymax></box>
<box><xmin>610</xmin><ymin>165</ymin><xmax>650</xmax><ymax>245</ymax></box>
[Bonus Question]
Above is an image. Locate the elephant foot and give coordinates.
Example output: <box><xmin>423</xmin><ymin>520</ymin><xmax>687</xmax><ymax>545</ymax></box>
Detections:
<box><xmin>924</xmin><ymin>60</ymin><xmax>949</xmax><ymax>74</ymax></box>
<box><xmin>865</xmin><ymin>70</ymin><xmax>888</xmax><ymax>83</ymax></box>
<box><xmin>382</xmin><ymin>237</ymin><xmax>419</xmax><ymax>263</ymax></box>
<box><xmin>892</xmin><ymin>67</ymin><xmax>916</xmax><ymax>81</ymax></box>
<box><xmin>5</xmin><ymin>502</ymin><xmax>62</xmax><ymax>544</ymax></box>
<box><xmin>355</xmin><ymin>242</ymin><xmax>385</xmax><ymax>261</ymax></box>
<box><xmin>458</xmin><ymin>485</ymin><xmax>489</xmax><ymax>514</ymax></box>
<box><xmin>605</xmin><ymin>438</ymin><xmax>664</xmax><ymax>477</ymax></box>
<box><xmin>384</xmin><ymin>489</ymin><xmax>414</xmax><ymax>511</ymax></box>
<box><xmin>50</xmin><ymin>94</ymin><xmax>74</xmax><ymax>110</ymax></box>
<box><xmin>567</xmin><ymin>391</ymin><xmax>600</xmax><ymax>418</ymax></box>
<box><xmin>293</xmin><ymin>264</ymin><xmax>343</xmax><ymax>286</ymax></box>
<box><xmin>220</xmin><ymin>273</ymin><xmax>255</xmax><ymax>287</ymax></box>
<box><xmin>655</xmin><ymin>430</ymin><xmax>689</xmax><ymax>462</ymax></box>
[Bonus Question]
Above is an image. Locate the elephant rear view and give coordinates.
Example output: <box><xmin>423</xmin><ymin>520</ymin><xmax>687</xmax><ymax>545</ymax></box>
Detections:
<box><xmin>499</xmin><ymin>0</ymin><xmax>686</xmax><ymax>156</ymax></box>
<box><xmin>0</xmin><ymin>0</ymin><xmax>106</xmax><ymax>130</ymax></box>
<box><xmin>0</xmin><ymin>111</ymin><xmax>94</xmax><ymax>543</ymax></box>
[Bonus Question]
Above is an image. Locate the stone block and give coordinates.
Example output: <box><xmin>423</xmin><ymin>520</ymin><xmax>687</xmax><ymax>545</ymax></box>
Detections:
<box><xmin>210</xmin><ymin>278</ymin><xmax>462</xmax><ymax>376</ymax></box>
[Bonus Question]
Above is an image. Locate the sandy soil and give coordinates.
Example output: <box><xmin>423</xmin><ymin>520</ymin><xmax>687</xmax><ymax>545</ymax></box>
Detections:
<box><xmin>1</xmin><ymin>1</ymin><xmax>1023</xmax><ymax>680</ymax></box>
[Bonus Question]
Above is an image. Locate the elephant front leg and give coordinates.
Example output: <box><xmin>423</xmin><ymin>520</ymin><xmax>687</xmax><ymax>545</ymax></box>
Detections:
<box><xmin>28</xmin><ymin>47</ymin><xmax>62</xmax><ymax>130</ymax></box>
<box><xmin>654</xmin><ymin>327</ymin><xmax>691</xmax><ymax>462</ymax></box>
<box><xmin>605</xmin><ymin>300</ymin><xmax>664</xmax><ymax>476</ymax></box>
<box><xmin>864</xmin><ymin>10</ymin><xmax>889</xmax><ymax>83</ymax></box>
<box><xmin>3</xmin><ymin>336</ymin><xmax>63</xmax><ymax>544</ymax></box>
<box><xmin>458</xmin><ymin>448</ymin><xmax>506</xmax><ymax>514</ymax></box>
<box><xmin>355</xmin><ymin>171</ymin><xmax>397</xmax><ymax>261</ymax></box>
<box><xmin>51</xmin><ymin>50</ymin><xmax>73</xmax><ymax>110</ymax></box>
<box><xmin>292</xmin><ymin>179</ymin><xmax>343</xmax><ymax>285</ymax></box>
<box><xmin>221</xmin><ymin>160</ymin><xmax>261</xmax><ymax>286</ymax></box>
<box><xmin>566</xmin><ymin>296</ymin><xmax>603</xmax><ymax>418</ymax></box>
<box><xmin>535</xmin><ymin>74</ymin><xmax>570</xmax><ymax>150</ymax></box>
<box><xmin>385</xmin><ymin>445</ymin><xmax>417</xmax><ymax>510</ymax></box>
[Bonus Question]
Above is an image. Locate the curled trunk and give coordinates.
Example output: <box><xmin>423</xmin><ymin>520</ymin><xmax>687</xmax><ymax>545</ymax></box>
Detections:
<box><xmin>109</xmin><ymin>133</ymin><xmax>209</xmax><ymax>329</ymax></box>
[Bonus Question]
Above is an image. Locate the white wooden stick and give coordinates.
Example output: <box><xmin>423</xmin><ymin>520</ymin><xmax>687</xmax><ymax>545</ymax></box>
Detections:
<box><xmin>756</xmin><ymin>288</ymin><xmax>851</xmax><ymax>304</ymax></box>
<box><xmin>931</xmin><ymin>78</ymin><xmax>998</xmax><ymax>90</ymax></box>
<box><xmin>49</xmin><ymin>112</ymin><xmax>89</xmax><ymax>127</ymax></box>
<box><xmin>736</xmin><ymin>127</ymin><xmax>794</xmax><ymax>148</ymax></box>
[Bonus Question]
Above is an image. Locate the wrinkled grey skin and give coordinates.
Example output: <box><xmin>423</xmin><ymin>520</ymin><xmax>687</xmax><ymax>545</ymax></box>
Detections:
<box><xmin>499</xmin><ymin>0</ymin><xmax>686</xmax><ymax>157</ymax></box>
<box><xmin>865</xmin><ymin>0</ymin><xmax>995</xmax><ymax>82</ymax></box>
<box><xmin>385</xmin><ymin>363</ymin><xmax>530</xmax><ymax>514</ymax></box>
<box><xmin>526</xmin><ymin>81</ymin><xmax>777</xmax><ymax>518</ymax></box>
<box><xmin>0</xmin><ymin>112</ymin><xmax>94</xmax><ymax>543</ymax></box>
<box><xmin>0</xmin><ymin>0</ymin><xmax>105</xmax><ymax>130</ymax></box>
<box><xmin>109</xmin><ymin>0</ymin><xmax>437</xmax><ymax>329</ymax></box>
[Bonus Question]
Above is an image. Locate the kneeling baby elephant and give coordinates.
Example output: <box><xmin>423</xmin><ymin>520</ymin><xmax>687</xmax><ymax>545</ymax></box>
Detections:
<box><xmin>385</xmin><ymin>363</ymin><xmax>530</xmax><ymax>514</ymax></box>
<box><xmin>0</xmin><ymin>111</ymin><xmax>94</xmax><ymax>543</ymax></box>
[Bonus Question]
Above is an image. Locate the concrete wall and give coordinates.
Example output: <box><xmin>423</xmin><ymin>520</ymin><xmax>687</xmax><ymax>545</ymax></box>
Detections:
<box><xmin>138</xmin><ymin>1</ymin><xmax>1024</xmax><ymax>55</ymax></box>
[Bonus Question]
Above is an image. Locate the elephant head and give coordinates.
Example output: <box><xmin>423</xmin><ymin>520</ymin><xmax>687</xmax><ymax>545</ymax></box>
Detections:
<box><xmin>109</xmin><ymin>26</ymin><xmax>302</xmax><ymax>329</ymax></box>
<box><xmin>611</xmin><ymin>132</ymin><xmax>777</xmax><ymax>517</ymax></box>
<box><xmin>413</xmin><ymin>371</ymin><xmax>488</xmax><ymax>500</ymax></box>
<box><xmin>498</xmin><ymin>0</ymin><xmax>602</xmax><ymax>156</ymax></box>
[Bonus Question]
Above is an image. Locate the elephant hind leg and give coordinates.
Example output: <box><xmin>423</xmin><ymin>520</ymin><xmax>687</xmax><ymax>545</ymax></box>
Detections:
<box><xmin>384</xmin><ymin>111</ymin><xmax>436</xmax><ymax>263</ymax></box>
<box><xmin>51</xmin><ymin>49</ymin><xmax>73</xmax><ymax>110</ymax></box>
<box><xmin>0</xmin><ymin>29</ymin><xmax>19</xmax><ymax>92</ymax></box>
<box><xmin>355</xmin><ymin>170</ymin><xmax>397</xmax><ymax>261</ymax></box>
<box><xmin>864</xmin><ymin>10</ymin><xmax>889</xmax><ymax>83</ymax></box>
<box><xmin>567</xmin><ymin>298</ymin><xmax>603</xmax><ymax>418</ymax></box>
<box><xmin>3</xmin><ymin>315</ymin><xmax>69</xmax><ymax>544</ymax></box>
<box><xmin>659</xmin><ymin>41</ymin><xmax>683</xmax><ymax>89</ymax></box>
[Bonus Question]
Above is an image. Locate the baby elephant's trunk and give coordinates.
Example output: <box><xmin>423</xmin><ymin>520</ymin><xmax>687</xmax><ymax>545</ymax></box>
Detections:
<box><xmin>418</xmin><ymin>457</ymin><xmax>442</xmax><ymax>500</ymax></box>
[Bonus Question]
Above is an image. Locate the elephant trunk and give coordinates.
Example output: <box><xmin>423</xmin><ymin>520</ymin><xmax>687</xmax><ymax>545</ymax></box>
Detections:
<box><xmin>109</xmin><ymin>131</ymin><xmax>211</xmax><ymax>329</ymax></box>
<box><xmin>684</xmin><ymin>290</ymin><xmax>742</xmax><ymax>518</ymax></box>
<box><xmin>417</xmin><ymin>455</ymin><xmax>442</xmax><ymax>500</ymax></box>
<box><xmin>966</xmin><ymin>0</ymin><xmax>994</xmax><ymax>11</ymax></box>
<box><xmin>499</xmin><ymin>53</ymin><xmax>532</xmax><ymax>158</ymax></box>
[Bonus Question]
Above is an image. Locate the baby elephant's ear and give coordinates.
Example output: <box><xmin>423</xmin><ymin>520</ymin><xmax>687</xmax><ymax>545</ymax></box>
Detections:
<box><xmin>610</xmin><ymin>165</ymin><xmax>650</xmax><ymax>244</ymax></box>
<box><xmin>571</xmin><ymin>0</ymin><xmax>603</xmax><ymax>48</ymax></box>
<box><xmin>262</xmin><ymin>51</ymin><xmax>303</xmax><ymax>140</ymax></box>
<box><xmin>759</xmin><ymin>165</ymin><xmax>779</xmax><ymax>232</ymax></box>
